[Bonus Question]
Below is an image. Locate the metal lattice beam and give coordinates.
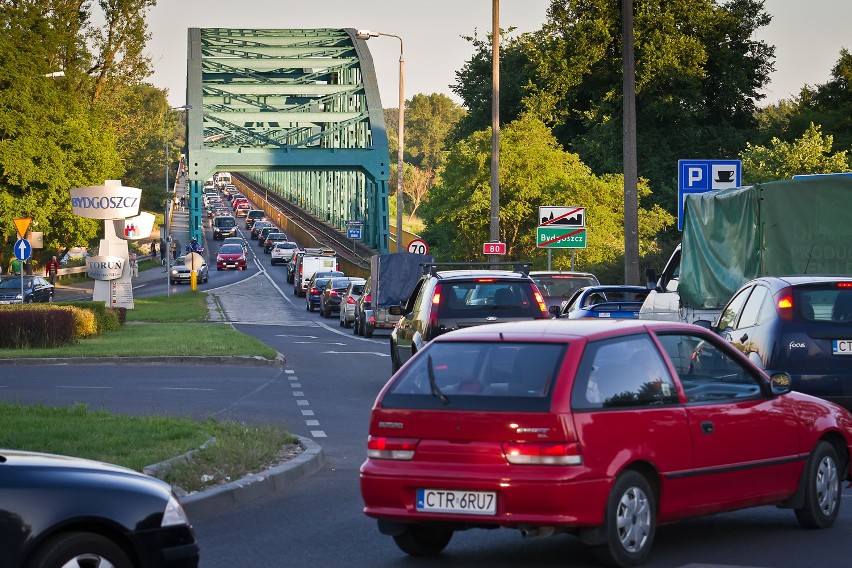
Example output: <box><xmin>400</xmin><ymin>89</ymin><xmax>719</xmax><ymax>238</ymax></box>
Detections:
<box><xmin>184</xmin><ymin>28</ymin><xmax>389</xmax><ymax>251</ymax></box>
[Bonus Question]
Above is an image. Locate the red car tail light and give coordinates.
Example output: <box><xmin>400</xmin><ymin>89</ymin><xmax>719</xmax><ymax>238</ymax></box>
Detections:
<box><xmin>428</xmin><ymin>283</ymin><xmax>442</xmax><ymax>330</ymax></box>
<box><xmin>364</xmin><ymin>293</ymin><xmax>371</xmax><ymax>303</ymax></box>
<box><xmin>501</xmin><ymin>441</ymin><xmax>583</xmax><ymax>465</ymax></box>
<box><xmin>774</xmin><ymin>287</ymin><xmax>794</xmax><ymax>321</ymax></box>
<box><xmin>309</xmin><ymin>287</ymin><xmax>319</xmax><ymax>295</ymax></box>
<box><xmin>838</xmin><ymin>282</ymin><xmax>852</xmax><ymax>289</ymax></box>
<box><xmin>532</xmin><ymin>288</ymin><xmax>548</xmax><ymax>316</ymax></box>
<box><xmin>329</xmin><ymin>291</ymin><xmax>339</xmax><ymax>298</ymax></box>
<box><xmin>367</xmin><ymin>436</ymin><xmax>418</xmax><ymax>460</ymax></box>
<box><xmin>346</xmin><ymin>295</ymin><xmax>356</xmax><ymax>305</ymax></box>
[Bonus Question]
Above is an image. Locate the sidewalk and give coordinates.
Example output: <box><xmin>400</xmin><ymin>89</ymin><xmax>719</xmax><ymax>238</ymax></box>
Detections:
<box><xmin>53</xmin><ymin>183</ymin><xmax>195</xmax><ymax>302</ymax></box>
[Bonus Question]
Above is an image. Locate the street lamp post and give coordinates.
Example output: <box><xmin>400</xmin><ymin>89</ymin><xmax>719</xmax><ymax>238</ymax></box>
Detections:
<box><xmin>165</xmin><ymin>105</ymin><xmax>192</xmax><ymax>297</ymax></box>
<box><xmin>356</xmin><ymin>30</ymin><xmax>404</xmax><ymax>251</ymax></box>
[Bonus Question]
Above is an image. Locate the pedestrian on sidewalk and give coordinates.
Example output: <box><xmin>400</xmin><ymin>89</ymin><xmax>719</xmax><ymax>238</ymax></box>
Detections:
<box><xmin>180</xmin><ymin>195</ymin><xmax>186</xmax><ymax>210</ymax></box>
<box><xmin>159</xmin><ymin>239</ymin><xmax>166</xmax><ymax>266</ymax></box>
<box><xmin>129</xmin><ymin>251</ymin><xmax>138</xmax><ymax>278</ymax></box>
<box><xmin>172</xmin><ymin>239</ymin><xmax>181</xmax><ymax>261</ymax></box>
<box><xmin>44</xmin><ymin>255</ymin><xmax>60</xmax><ymax>285</ymax></box>
<box><xmin>9</xmin><ymin>257</ymin><xmax>22</xmax><ymax>275</ymax></box>
<box><xmin>151</xmin><ymin>240</ymin><xmax>157</xmax><ymax>260</ymax></box>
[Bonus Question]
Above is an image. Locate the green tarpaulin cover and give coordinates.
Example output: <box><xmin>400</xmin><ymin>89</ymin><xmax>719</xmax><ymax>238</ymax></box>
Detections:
<box><xmin>679</xmin><ymin>174</ymin><xmax>852</xmax><ymax>309</ymax></box>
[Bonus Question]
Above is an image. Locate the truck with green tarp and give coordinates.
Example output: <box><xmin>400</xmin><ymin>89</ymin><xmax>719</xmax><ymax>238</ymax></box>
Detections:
<box><xmin>640</xmin><ymin>174</ymin><xmax>852</xmax><ymax>323</ymax></box>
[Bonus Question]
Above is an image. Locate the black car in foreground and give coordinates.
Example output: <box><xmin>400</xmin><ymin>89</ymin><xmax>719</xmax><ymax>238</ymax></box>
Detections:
<box><xmin>710</xmin><ymin>275</ymin><xmax>852</xmax><ymax>408</ymax></box>
<box><xmin>1</xmin><ymin>449</ymin><xmax>199</xmax><ymax>567</ymax></box>
<box><xmin>0</xmin><ymin>276</ymin><xmax>54</xmax><ymax>304</ymax></box>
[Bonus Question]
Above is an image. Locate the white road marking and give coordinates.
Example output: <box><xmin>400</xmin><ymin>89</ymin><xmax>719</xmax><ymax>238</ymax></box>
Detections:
<box><xmin>276</xmin><ymin>334</ymin><xmax>318</xmax><ymax>339</ymax></box>
<box><xmin>293</xmin><ymin>341</ymin><xmax>345</xmax><ymax>345</ymax></box>
<box><xmin>293</xmin><ymin>391</ymin><xmax>304</xmax><ymax>397</ymax></box>
<box><xmin>290</xmin><ymin>383</ymin><xmax>301</xmax><ymax>388</ymax></box>
<box><xmin>321</xmin><ymin>350</ymin><xmax>390</xmax><ymax>357</ymax></box>
<box><xmin>310</xmin><ymin>430</ymin><xmax>327</xmax><ymax>438</ymax></box>
<box><xmin>58</xmin><ymin>385</ymin><xmax>112</xmax><ymax>389</ymax></box>
<box><xmin>162</xmin><ymin>387</ymin><xmax>216</xmax><ymax>391</ymax></box>
<box><xmin>296</xmin><ymin>399</ymin><xmax>309</xmax><ymax>406</ymax></box>
<box><xmin>306</xmin><ymin>420</ymin><xmax>320</xmax><ymax>426</ymax></box>
<box><xmin>301</xmin><ymin>409</ymin><xmax>314</xmax><ymax>416</ymax></box>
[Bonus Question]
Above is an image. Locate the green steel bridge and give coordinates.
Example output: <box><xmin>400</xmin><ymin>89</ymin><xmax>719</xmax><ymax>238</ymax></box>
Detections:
<box><xmin>183</xmin><ymin>28</ymin><xmax>390</xmax><ymax>252</ymax></box>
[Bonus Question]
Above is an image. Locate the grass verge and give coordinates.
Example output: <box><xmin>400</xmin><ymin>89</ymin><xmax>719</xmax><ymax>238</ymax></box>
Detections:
<box><xmin>0</xmin><ymin>292</ymin><xmax>277</xmax><ymax>359</ymax></box>
<box><xmin>0</xmin><ymin>293</ymin><xmax>295</xmax><ymax>494</ymax></box>
<box><xmin>0</xmin><ymin>402</ymin><xmax>298</xmax><ymax>493</ymax></box>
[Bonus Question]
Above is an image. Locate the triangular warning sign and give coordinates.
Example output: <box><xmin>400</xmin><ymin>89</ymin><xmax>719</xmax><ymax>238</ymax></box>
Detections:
<box><xmin>13</xmin><ymin>217</ymin><xmax>32</xmax><ymax>238</ymax></box>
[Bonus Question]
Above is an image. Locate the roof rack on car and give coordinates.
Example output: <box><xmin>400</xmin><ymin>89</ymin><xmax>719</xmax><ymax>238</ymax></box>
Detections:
<box><xmin>420</xmin><ymin>262</ymin><xmax>531</xmax><ymax>277</ymax></box>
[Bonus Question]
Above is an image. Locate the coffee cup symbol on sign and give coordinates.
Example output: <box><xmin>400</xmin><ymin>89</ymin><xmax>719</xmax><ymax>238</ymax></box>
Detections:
<box><xmin>716</xmin><ymin>170</ymin><xmax>734</xmax><ymax>182</ymax></box>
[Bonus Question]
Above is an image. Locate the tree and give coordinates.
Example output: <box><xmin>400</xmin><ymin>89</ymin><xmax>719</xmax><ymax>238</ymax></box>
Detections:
<box><xmin>421</xmin><ymin>115</ymin><xmax>673</xmax><ymax>273</ymax></box>
<box><xmin>404</xmin><ymin>93</ymin><xmax>465</xmax><ymax>171</ymax></box>
<box><xmin>740</xmin><ymin>123</ymin><xmax>850</xmax><ymax>183</ymax></box>
<box><xmin>452</xmin><ymin>0</ymin><xmax>775</xmax><ymax>213</ymax></box>
<box><xmin>88</xmin><ymin>0</ymin><xmax>157</xmax><ymax>103</ymax></box>
<box><xmin>0</xmin><ymin>1</ymin><xmax>124</xmax><ymax>264</ymax></box>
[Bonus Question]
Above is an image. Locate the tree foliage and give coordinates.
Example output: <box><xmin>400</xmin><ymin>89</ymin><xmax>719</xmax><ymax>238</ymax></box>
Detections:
<box><xmin>0</xmin><ymin>0</ymin><xmax>165</xmax><ymax>265</ymax></box>
<box><xmin>452</xmin><ymin>0</ymin><xmax>775</xmax><ymax>213</ymax></box>
<box><xmin>754</xmin><ymin>49</ymin><xmax>852</xmax><ymax>155</ymax></box>
<box><xmin>740</xmin><ymin>123</ymin><xmax>850</xmax><ymax>183</ymax></box>
<box><xmin>421</xmin><ymin>115</ymin><xmax>673</xmax><ymax>275</ymax></box>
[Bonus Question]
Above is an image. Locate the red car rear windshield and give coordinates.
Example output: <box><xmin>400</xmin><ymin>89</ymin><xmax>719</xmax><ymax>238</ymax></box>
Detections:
<box><xmin>382</xmin><ymin>341</ymin><xmax>565</xmax><ymax>412</ymax></box>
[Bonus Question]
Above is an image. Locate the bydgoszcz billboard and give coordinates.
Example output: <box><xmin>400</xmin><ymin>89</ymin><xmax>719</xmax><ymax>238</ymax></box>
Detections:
<box><xmin>87</xmin><ymin>255</ymin><xmax>125</xmax><ymax>280</ymax></box>
<box><xmin>70</xmin><ymin>186</ymin><xmax>141</xmax><ymax>219</ymax></box>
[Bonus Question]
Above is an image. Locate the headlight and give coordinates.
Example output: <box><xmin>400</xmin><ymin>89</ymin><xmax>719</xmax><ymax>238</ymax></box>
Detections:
<box><xmin>171</xmin><ymin>269</ymin><xmax>178</xmax><ymax>275</ymax></box>
<box><xmin>161</xmin><ymin>495</ymin><xmax>191</xmax><ymax>527</ymax></box>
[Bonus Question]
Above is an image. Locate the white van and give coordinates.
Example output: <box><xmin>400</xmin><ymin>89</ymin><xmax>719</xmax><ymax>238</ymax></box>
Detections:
<box><xmin>293</xmin><ymin>248</ymin><xmax>337</xmax><ymax>296</ymax></box>
<box><xmin>215</xmin><ymin>172</ymin><xmax>232</xmax><ymax>189</ymax></box>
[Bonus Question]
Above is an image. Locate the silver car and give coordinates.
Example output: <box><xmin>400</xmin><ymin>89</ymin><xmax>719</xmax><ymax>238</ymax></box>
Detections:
<box><xmin>170</xmin><ymin>255</ymin><xmax>209</xmax><ymax>285</ymax></box>
<box><xmin>338</xmin><ymin>279</ymin><xmax>367</xmax><ymax>328</ymax></box>
<box><xmin>270</xmin><ymin>241</ymin><xmax>300</xmax><ymax>265</ymax></box>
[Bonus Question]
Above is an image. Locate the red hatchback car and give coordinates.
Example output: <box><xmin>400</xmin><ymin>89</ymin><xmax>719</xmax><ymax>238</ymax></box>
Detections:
<box><xmin>215</xmin><ymin>243</ymin><xmax>247</xmax><ymax>271</ymax></box>
<box><xmin>360</xmin><ymin>319</ymin><xmax>852</xmax><ymax>567</ymax></box>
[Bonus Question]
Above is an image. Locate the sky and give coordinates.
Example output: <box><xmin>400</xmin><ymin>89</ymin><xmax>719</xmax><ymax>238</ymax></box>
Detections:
<box><xmin>145</xmin><ymin>0</ymin><xmax>851</xmax><ymax>109</ymax></box>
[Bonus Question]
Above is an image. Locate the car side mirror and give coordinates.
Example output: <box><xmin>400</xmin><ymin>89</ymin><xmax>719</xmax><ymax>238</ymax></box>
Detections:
<box><xmin>769</xmin><ymin>372</ymin><xmax>792</xmax><ymax>395</ymax></box>
<box><xmin>692</xmin><ymin>319</ymin><xmax>712</xmax><ymax>329</ymax></box>
<box><xmin>388</xmin><ymin>305</ymin><xmax>402</xmax><ymax>316</ymax></box>
<box><xmin>548</xmin><ymin>305</ymin><xmax>560</xmax><ymax>316</ymax></box>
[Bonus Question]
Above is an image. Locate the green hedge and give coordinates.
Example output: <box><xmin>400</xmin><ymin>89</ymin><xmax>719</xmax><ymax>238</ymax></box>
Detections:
<box><xmin>61</xmin><ymin>301</ymin><xmax>124</xmax><ymax>333</ymax></box>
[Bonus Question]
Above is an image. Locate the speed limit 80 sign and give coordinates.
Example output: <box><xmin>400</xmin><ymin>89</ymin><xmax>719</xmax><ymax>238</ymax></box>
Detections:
<box><xmin>407</xmin><ymin>238</ymin><xmax>429</xmax><ymax>255</ymax></box>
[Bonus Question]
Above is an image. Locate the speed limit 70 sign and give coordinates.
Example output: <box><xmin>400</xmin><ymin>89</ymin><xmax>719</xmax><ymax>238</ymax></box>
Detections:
<box><xmin>407</xmin><ymin>238</ymin><xmax>429</xmax><ymax>255</ymax></box>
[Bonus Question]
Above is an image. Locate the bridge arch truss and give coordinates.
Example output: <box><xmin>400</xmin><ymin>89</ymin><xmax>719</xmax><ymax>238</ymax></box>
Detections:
<box><xmin>184</xmin><ymin>28</ymin><xmax>390</xmax><ymax>252</ymax></box>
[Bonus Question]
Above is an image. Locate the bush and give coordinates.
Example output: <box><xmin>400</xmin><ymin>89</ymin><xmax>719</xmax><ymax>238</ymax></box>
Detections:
<box><xmin>0</xmin><ymin>307</ymin><xmax>76</xmax><ymax>348</ymax></box>
<box><xmin>62</xmin><ymin>301</ymin><xmax>121</xmax><ymax>333</ymax></box>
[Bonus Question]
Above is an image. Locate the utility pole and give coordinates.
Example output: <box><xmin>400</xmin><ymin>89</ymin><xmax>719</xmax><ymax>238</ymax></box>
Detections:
<box><xmin>622</xmin><ymin>0</ymin><xmax>640</xmax><ymax>284</ymax></box>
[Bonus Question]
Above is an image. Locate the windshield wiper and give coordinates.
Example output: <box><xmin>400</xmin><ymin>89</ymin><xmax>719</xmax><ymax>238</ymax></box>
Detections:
<box><xmin>427</xmin><ymin>355</ymin><xmax>450</xmax><ymax>406</ymax></box>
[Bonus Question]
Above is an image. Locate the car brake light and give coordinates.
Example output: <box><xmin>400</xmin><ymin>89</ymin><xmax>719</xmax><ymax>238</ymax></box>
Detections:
<box><xmin>775</xmin><ymin>287</ymin><xmax>793</xmax><ymax>321</ymax></box>
<box><xmin>367</xmin><ymin>436</ymin><xmax>418</xmax><ymax>460</ymax></box>
<box><xmin>364</xmin><ymin>293</ymin><xmax>371</xmax><ymax>303</ymax></box>
<box><xmin>532</xmin><ymin>288</ymin><xmax>548</xmax><ymax>315</ymax></box>
<box><xmin>428</xmin><ymin>283</ymin><xmax>442</xmax><ymax>330</ymax></box>
<box><xmin>330</xmin><ymin>291</ymin><xmax>339</xmax><ymax>298</ymax></box>
<box><xmin>501</xmin><ymin>441</ymin><xmax>583</xmax><ymax>465</ymax></box>
<box><xmin>310</xmin><ymin>287</ymin><xmax>318</xmax><ymax>295</ymax></box>
<box><xmin>839</xmin><ymin>282</ymin><xmax>852</xmax><ymax>289</ymax></box>
<box><xmin>475</xmin><ymin>278</ymin><xmax>496</xmax><ymax>283</ymax></box>
<box><xmin>346</xmin><ymin>296</ymin><xmax>356</xmax><ymax>305</ymax></box>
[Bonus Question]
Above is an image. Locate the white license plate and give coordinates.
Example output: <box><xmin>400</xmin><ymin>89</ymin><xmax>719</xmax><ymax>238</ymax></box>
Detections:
<box><xmin>832</xmin><ymin>340</ymin><xmax>852</xmax><ymax>355</ymax></box>
<box><xmin>416</xmin><ymin>489</ymin><xmax>496</xmax><ymax>515</ymax></box>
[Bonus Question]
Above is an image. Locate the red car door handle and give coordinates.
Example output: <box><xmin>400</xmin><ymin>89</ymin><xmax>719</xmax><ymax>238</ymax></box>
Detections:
<box><xmin>701</xmin><ymin>422</ymin><xmax>714</xmax><ymax>434</ymax></box>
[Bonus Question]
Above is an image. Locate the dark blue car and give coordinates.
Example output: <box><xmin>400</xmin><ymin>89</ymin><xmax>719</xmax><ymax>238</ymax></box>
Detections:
<box><xmin>305</xmin><ymin>271</ymin><xmax>344</xmax><ymax>312</ymax></box>
<box><xmin>711</xmin><ymin>276</ymin><xmax>852</xmax><ymax>409</ymax></box>
<box><xmin>557</xmin><ymin>285</ymin><xmax>648</xmax><ymax>319</ymax></box>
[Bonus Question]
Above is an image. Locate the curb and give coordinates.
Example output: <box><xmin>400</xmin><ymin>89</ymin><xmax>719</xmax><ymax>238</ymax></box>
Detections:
<box><xmin>0</xmin><ymin>354</ymin><xmax>287</xmax><ymax>366</ymax></box>
<box><xmin>180</xmin><ymin>436</ymin><xmax>325</xmax><ymax>517</ymax></box>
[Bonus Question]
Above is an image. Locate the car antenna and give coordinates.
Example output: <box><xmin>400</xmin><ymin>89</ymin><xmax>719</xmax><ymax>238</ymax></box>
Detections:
<box><xmin>803</xmin><ymin>243</ymin><xmax>815</xmax><ymax>274</ymax></box>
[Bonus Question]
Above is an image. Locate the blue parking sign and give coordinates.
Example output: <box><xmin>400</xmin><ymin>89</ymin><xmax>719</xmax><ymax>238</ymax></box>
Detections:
<box><xmin>677</xmin><ymin>159</ymin><xmax>742</xmax><ymax>230</ymax></box>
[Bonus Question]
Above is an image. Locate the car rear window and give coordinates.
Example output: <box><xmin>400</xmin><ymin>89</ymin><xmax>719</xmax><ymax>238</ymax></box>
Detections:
<box><xmin>533</xmin><ymin>275</ymin><xmax>599</xmax><ymax>298</ymax></box>
<box><xmin>215</xmin><ymin>217</ymin><xmax>236</xmax><ymax>228</ymax></box>
<box><xmin>796</xmin><ymin>285</ymin><xmax>852</xmax><ymax>323</ymax></box>
<box><xmin>437</xmin><ymin>281</ymin><xmax>541</xmax><ymax>318</ymax></box>
<box><xmin>382</xmin><ymin>341</ymin><xmax>565</xmax><ymax>411</ymax></box>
